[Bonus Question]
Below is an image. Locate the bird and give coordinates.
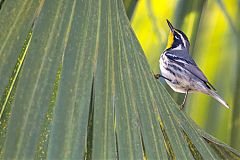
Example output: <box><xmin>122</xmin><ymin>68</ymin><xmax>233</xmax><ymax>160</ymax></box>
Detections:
<box><xmin>155</xmin><ymin>19</ymin><xmax>229</xmax><ymax>110</ymax></box>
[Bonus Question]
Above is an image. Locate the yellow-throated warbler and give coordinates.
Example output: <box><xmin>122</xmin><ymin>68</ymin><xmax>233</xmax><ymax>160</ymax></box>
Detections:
<box><xmin>155</xmin><ymin>20</ymin><xmax>229</xmax><ymax>109</ymax></box>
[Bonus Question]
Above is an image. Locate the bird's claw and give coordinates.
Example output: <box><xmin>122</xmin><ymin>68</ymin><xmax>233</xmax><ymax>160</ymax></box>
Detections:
<box><xmin>180</xmin><ymin>103</ymin><xmax>185</xmax><ymax>110</ymax></box>
<box><xmin>154</xmin><ymin>74</ymin><xmax>160</xmax><ymax>79</ymax></box>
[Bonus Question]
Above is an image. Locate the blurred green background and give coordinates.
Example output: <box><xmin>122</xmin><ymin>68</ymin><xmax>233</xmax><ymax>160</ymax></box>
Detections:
<box><xmin>128</xmin><ymin>0</ymin><xmax>240</xmax><ymax>151</ymax></box>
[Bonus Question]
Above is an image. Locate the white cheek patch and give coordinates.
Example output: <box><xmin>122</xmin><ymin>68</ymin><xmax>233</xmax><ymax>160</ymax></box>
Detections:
<box><xmin>171</xmin><ymin>45</ymin><xmax>182</xmax><ymax>50</ymax></box>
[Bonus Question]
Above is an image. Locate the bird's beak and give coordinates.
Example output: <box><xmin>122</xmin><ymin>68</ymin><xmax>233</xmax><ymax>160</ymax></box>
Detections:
<box><xmin>166</xmin><ymin>19</ymin><xmax>174</xmax><ymax>32</ymax></box>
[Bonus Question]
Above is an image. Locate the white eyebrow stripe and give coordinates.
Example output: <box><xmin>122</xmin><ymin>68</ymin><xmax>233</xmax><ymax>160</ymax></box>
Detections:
<box><xmin>179</xmin><ymin>33</ymin><xmax>186</xmax><ymax>47</ymax></box>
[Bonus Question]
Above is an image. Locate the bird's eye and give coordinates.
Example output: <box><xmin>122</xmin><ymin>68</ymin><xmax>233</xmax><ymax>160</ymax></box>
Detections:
<box><xmin>175</xmin><ymin>35</ymin><xmax>179</xmax><ymax>39</ymax></box>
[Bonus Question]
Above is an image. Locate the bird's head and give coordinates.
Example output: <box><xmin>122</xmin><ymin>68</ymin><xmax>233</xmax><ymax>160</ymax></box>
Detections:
<box><xmin>166</xmin><ymin>19</ymin><xmax>190</xmax><ymax>50</ymax></box>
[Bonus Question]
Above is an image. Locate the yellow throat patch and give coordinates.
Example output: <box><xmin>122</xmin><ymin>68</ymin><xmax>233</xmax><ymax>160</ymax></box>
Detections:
<box><xmin>166</xmin><ymin>31</ymin><xmax>174</xmax><ymax>49</ymax></box>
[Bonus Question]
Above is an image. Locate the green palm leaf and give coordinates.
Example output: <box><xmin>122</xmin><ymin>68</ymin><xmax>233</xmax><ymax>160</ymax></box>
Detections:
<box><xmin>0</xmin><ymin>0</ymin><xmax>239</xmax><ymax>159</ymax></box>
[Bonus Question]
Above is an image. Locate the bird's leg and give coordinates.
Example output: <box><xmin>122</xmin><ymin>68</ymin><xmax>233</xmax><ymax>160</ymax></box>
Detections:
<box><xmin>180</xmin><ymin>90</ymin><xmax>189</xmax><ymax>110</ymax></box>
<box><xmin>154</xmin><ymin>74</ymin><xmax>172</xmax><ymax>82</ymax></box>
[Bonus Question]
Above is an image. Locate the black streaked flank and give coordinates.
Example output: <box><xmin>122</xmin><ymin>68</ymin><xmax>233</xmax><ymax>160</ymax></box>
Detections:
<box><xmin>168</xmin><ymin>64</ymin><xmax>182</xmax><ymax>72</ymax></box>
<box><xmin>164</xmin><ymin>66</ymin><xmax>176</xmax><ymax>76</ymax></box>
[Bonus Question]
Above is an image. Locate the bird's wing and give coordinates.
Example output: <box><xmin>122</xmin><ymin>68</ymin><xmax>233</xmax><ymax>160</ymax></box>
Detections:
<box><xmin>165</xmin><ymin>49</ymin><xmax>197</xmax><ymax>65</ymax></box>
<box><xmin>165</xmin><ymin>50</ymin><xmax>216</xmax><ymax>90</ymax></box>
<box><xmin>181</xmin><ymin>62</ymin><xmax>216</xmax><ymax>90</ymax></box>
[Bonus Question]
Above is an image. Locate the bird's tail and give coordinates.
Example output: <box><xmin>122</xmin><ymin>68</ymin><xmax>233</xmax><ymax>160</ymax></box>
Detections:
<box><xmin>206</xmin><ymin>89</ymin><xmax>229</xmax><ymax>109</ymax></box>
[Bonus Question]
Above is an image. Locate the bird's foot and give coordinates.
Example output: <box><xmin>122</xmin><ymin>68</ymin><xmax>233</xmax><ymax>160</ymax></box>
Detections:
<box><xmin>154</xmin><ymin>74</ymin><xmax>160</xmax><ymax>79</ymax></box>
<box><xmin>180</xmin><ymin>103</ymin><xmax>185</xmax><ymax>110</ymax></box>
